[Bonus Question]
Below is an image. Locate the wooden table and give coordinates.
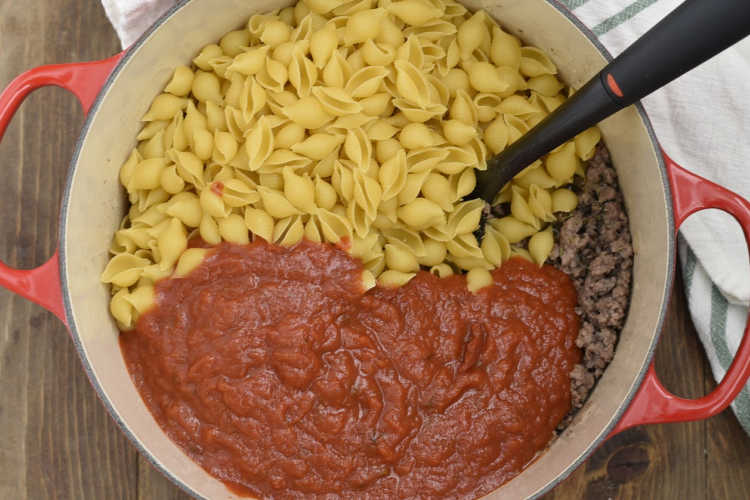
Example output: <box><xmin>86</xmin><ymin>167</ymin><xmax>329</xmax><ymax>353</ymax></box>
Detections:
<box><xmin>1</xmin><ymin>1</ymin><xmax>748</xmax><ymax>498</ymax></box>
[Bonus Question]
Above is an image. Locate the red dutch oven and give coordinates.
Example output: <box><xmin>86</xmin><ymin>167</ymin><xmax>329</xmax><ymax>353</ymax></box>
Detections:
<box><xmin>1</xmin><ymin>0</ymin><xmax>749</xmax><ymax>498</ymax></box>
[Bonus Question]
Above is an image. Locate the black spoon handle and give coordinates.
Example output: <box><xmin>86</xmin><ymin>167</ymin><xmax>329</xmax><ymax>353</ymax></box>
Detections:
<box><xmin>474</xmin><ymin>0</ymin><xmax>750</xmax><ymax>203</ymax></box>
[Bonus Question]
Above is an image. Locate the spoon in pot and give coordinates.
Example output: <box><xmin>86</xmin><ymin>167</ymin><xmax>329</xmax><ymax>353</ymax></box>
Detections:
<box><xmin>472</xmin><ymin>0</ymin><xmax>750</xmax><ymax>228</ymax></box>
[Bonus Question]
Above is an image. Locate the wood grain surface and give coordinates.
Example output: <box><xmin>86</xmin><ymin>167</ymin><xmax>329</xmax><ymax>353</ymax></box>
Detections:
<box><xmin>0</xmin><ymin>1</ymin><xmax>748</xmax><ymax>499</ymax></box>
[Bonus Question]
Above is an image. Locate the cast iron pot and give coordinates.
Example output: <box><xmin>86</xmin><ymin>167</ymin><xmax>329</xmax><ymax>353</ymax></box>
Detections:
<box><xmin>1</xmin><ymin>0</ymin><xmax>749</xmax><ymax>498</ymax></box>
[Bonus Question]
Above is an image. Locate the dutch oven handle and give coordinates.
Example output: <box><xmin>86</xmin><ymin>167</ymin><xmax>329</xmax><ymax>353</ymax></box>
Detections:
<box><xmin>0</xmin><ymin>52</ymin><xmax>124</xmax><ymax>326</ymax></box>
<box><xmin>611</xmin><ymin>150</ymin><xmax>750</xmax><ymax>435</ymax></box>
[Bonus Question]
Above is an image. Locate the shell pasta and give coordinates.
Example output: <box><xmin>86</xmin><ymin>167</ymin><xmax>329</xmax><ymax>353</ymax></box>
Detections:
<box><xmin>103</xmin><ymin>0</ymin><xmax>601</xmax><ymax>329</ymax></box>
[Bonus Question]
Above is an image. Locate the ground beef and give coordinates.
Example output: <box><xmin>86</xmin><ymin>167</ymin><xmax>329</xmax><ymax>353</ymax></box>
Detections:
<box><xmin>549</xmin><ymin>144</ymin><xmax>634</xmax><ymax>417</ymax></box>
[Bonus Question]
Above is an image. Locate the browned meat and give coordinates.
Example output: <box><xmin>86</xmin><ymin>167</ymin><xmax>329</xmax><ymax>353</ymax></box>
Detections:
<box><xmin>550</xmin><ymin>144</ymin><xmax>634</xmax><ymax>415</ymax></box>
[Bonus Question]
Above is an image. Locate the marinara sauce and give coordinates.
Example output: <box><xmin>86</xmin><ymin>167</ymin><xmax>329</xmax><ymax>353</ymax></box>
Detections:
<box><xmin>120</xmin><ymin>240</ymin><xmax>580</xmax><ymax>499</ymax></box>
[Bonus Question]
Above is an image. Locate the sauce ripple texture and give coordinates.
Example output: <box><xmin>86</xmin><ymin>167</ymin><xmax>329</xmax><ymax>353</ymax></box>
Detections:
<box><xmin>120</xmin><ymin>240</ymin><xmax>580</xmax><ymax>499</ymax></box>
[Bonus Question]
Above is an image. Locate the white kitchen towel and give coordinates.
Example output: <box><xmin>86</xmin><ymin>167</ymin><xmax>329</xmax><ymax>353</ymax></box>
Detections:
<box><xmin>101</xmin><ymin>0</ymin><xmax>175</xmax><ymax>48</ymax></box>
<box><xmin>100</xmin><ymin>0</ymin><xmax>750</xmax><ymax>432</ymax></box>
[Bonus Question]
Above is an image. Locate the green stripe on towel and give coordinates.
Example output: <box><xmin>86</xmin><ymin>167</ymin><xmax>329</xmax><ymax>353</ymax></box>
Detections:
<box><xmin>558</xmin><ymin>0</ymin><xmax>591</xmax><ymax>10</ymax></box>
<box><xmin>593</xmin><ymin>0</ymin><xmax>660</xmax><ymax>36</ymax></box>
<box><xmin>710</xmin><ymin>284</ymin><xmax>750</xmax><ymax>434</ymax></box>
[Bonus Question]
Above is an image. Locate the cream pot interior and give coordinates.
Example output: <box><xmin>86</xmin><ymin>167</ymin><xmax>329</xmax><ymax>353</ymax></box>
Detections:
<box><xmin>60</xmin><ymin>0</ymin><xmax>673</xmax><ymax>497</ymax></box>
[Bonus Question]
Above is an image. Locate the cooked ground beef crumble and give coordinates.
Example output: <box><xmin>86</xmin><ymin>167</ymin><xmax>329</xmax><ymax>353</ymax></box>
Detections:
<box><xmin>550</xmin><ymin>144</ymin><xmax>634</xmax><ymax>415</ymax></box>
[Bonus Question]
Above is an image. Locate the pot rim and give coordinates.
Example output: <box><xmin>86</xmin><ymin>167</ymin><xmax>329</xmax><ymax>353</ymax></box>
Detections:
<box><xmin>57</xmin><ymin>0</ymin><xmax>675</xmax><ymax>498</ymax></box>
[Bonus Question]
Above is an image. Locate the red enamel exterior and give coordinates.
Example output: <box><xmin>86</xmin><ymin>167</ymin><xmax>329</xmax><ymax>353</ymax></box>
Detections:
<box><xmin>0</xmin><ymin>52</ymin><xmax>124</xmax><ymax>326</ymax></box>
<box><xmin>610</xmin><ymin>151</ymin><xmax>750</xmax><ymax>435</ymax></box>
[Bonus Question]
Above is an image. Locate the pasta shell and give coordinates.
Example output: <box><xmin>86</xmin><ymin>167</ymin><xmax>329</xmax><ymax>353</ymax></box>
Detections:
<box><xmin>283</xmin><ymin>95</ymin><xmax>334</xmax><ymax>129</ymax></box>
<box><xmin>258</xmin><ymin>185</ymin><xmax>301</xmax><ymax>218</ymax></box>
<box><xmin>490</xmin><ymin>26</ymin><xmax>521</xmax><ymax>69</ymax></box>
<box><xmin>528</xmin><ymin>184</ymin><xmax>555</xmax><ymax>222</ymax></box>
<box><xmin>528</xmin><ymin>227</ymin><xmax>554</xmax><ymax>266</ymax></box>
<box><xmin>244</xmin><ymin>207</ymin><xmax>274</xmax><ymax>241</ymax></box>
<box><xmin>244</xmin><ymin>116</ymin><xmax>275</xmax><ymax>171</ymax></box>
<box><xmin>446</xmin><ymin>232</ymin><xmax>483</xmax><ymax>259</ymax></box>
<box><xmin>352</xmin><ymin>168</ymin><xmax>382</xmax><ymax>220</ymax></box>
<box><xmin>359</xmin><ymin>92</ymin><xmax>392</xmax><ymax>117</ymax></box>
<box><xmin>435</xmin><ymin>146</ymin><xmax>474</xmax><ymax>175</ymax></box>
<box><xmin>361</xmin><ymin>40</ymin><xmax>396</xmax><ymax>67</ymax></box>
<box><xmin>347</xmin><ymin>201</ymin><xmax>372</xmax><ymax>238</ymax></box>
<box><xmin>488</xmin><ymin>216</ymin><xmax>537</xmax><ymax>243</ymax></box>
<box><xmin>302</xmin><ymin>216</ymin><xmax>322</xmax><ymax>243</ymax></box>
<box><xmin>448</xmin><ymin>198</ymin><xmax>484</xmax><ymax>235</ymax></box>
<box><xmin>484</xmin><ymin>116</ymin><xmax>509</xmax><ymax>154</ymax></box>
<box><xmin>551</xmin><ymin>188</ymin><xmax>578</xmax><ymax>213</ymax></box>
<box><xmin>193</xmin><ymin>44</ymin><xmax>222</xmax><ymax>71</ymax></box>
<box><xmin>465</xmin><ymin>135</ymin><xmax>488</xmax><ymax>171</ymax></box>
<box><xmin>346</xmin><ymin>66</ymin><xmax>390</xmax><ymax>99</ymax></box>
<box><xmin>505</xmin><ymin>114</ymin><xmax>530</xmax><ymax>144</ymax></box>
<box><xmin>160</xmin><ymin>192</ymin><xmax>202</xmax><ymax>227</ymax></box>
<box><xmin>173</xmin><ymin>151</ymin><xmax>205</xmax><ymax>189</ymax></box>
<box><xmin>260</xmin><ymin>149</ymin><xmax>313</xmax><ymax>174</ymax></box>
<box><xmin>222</xmin><ymin>178</ymin><xmax>260</xmax><ymax>208</ymax></box>
<box><xmin>545</xmin><ymin>142</ymin><xmax>579</xmax><ymax>183</ymax></box>
<box><xmin>312</xmin><ymin>146</ymin><xmax>340</xmax><ymax>177</ymax></box>
<box><xmin>381</xmin><ymin>226</ymin><xmax>426</xmax><ymax>258</ymax></box>
<box><xmin>256</xmin><ymin>57</ymin><xmax>289</xmax><ymax>92</ymax></box>
<box><xmin>312</xmin><ymin>86</ymin><xmax>362</xmax><ymax>116</ymax></box>
<box><xmin>218</xmin><ymin>213</ymin><xmax>250</xmax><ymax>244</ymax></box>
<box><xmin>229</xmin><ymin>46</ymin><xmax>270</xmax><ymax>76</ymax></box>
<box><xmin>139</xmin><ymin>130</ymin><xmax>165</xmax><ymax>160</ymax></box>
<box><xmin>481</xmin><ymin>226</ymin><xmax>511</xmax><ymax>266</ymax></box>
<box><xmin>510</xmin><ymin>186</ymin><xmax>540</xmax><ymax>229</ymax></box>
<box><xmin>199</xmin><ymin>214</ymin><xmax>221</xmax><ymax>245</ymax></box>
<box><xmin>291</xmin><ymin>133</ymin><xmax>342</xmax><ymax>160</ymax></box>
<box><xmin>315</xmin><ymin>208</ymin><xmax>353</xmax><ymax>243</ymax></box>
<box><xmin>397</xmin><ymin>170</ymin><xmax>431</xmax><ymax>205</ymax></box>
<box><xmin>310</xmin><ymin>25</ymin><xmax>339</xmax><ymax>68</ymax></box>
<box><xmin>333</xmin><ymin>0</ymin><xmax>373</xmax><ymax>17</ymax></box>
<box><xmin>394</xmin><ymin>59</ymin><xmax>431</xmax><ymax>108</ymax></box>
<box><xmin>449</xmin><ymin>89</ymin><xmax>478</xmax><ymax>125</ymax></box>
<box><xmin>450</xmin><ymin>168</ymin><xmax>476</xmax><ymax>201</ymax></box>
<box><xmin>345</xmin><ymin>8</ymin><xmax>386</xmax><ymax>45</ymax></box>
<box><xmin>513</xmin><ymin>163</ymin><xmax>557</xmax><ymax>189</ymax></box>
<box><xmin>388</xmin><ymin>0</ymin><xmax>443</xmax><ymax>27</ymax></box>
<box><xmin>100</xmin><ymin>253</ymin><xmax>151</xmax><ymax>287</ymax></box>
<box><xmin>332</xmin><ymin>160</ymin><xmax>355</xmax><ymax>201</ymax></box>
<box><xmin>376</xmin><ymin>268</ymin><xmax>415</xmax><ymax>288</ymax></box>
<box><xmin>288</xmin><ymin>49</ymin><xmax>318</xmax><ymax>97</ymax></box>
<box><xmin>378</xmin><ymin>149</ymin><xmax>408</xmax><ymax>201</ymax></box>
<box><xmin>322</xmin><ymin>49</ymin><xmax>352</xmax><ymax>88</ymax></box>
<box><xmin>157</xmin><ymin>218</ymin><xmax>187</xmax><ymax>270</ymax></box>
<box><xmin>392</xmin><ymin>98</ymin><xmax>446</xmax><ymax>123</ymax></box>
<box><xmin>457</xmin><ymin>11</ymin><xmax>486</xmax><ymax>58</ymax></box>
<box><xmin>384</xmin><ymin>243</ymin><xmax>419</xmax><ymax>273</ymax></box>
<box><xmin>574</xmin><ymin>126</ymin><xmax>601</xmax><ymax>161</ymax></box>
<box><xmin>364</xmin><ymin>119</ymin><xmax>399</xmax><ymax>141</ymax></box>
<box><xmin>343</xmin><ymin>128</ymin><xmax>373</xmax><ymax>170</ymax></box>
<box><xmin>466</xmin><ymin>267</ymin><xmax>493</xmax><ymax>293</ymax></box>
<box><xmin>398</xmin><ymin>197</ymin><xmax>445</xmax><ymax>230</ymax></box>
<box><xmin>212</xmin><ymin>130</ymin><xmax>239</xmax><ymax>165</ymax></box>
<box><xmin>239</xmin><ymin>76</ymin><xmax>267</xmax><ymax>123</ymax></box>
<box><xmin>282</xmin><ymin>167</ymin><xmax>316</xmax><ymax>212</ymax></box>
<box><xmin>421</xmin><ymin>172</ymin><xmax>454</xmax><ymax>212</ymax></box>
<box><xmin>429</xmin><ymin>263</ymin><xmax>453</xmax><ymax>278</ymax></box>
<box><xmin>160</xmin><ymin>165</ymin><xmax>185</xmax><ymax>194</ymax></box>
<box><xmin>326</xmin><ymin>113</ymin><xmax>376</xmax><ymax>136</ymax></box>
<box><xmin>142</xmin><ymin>94</ymin><xmax>187</xmax><ymax>122</ymax></box>
<box><xmin>405</xmin><ymin>147</ymin><xmax>448</xmax><ymax>173</ymax></box>
<box><xmin>520</xmin><ymin>46</ymin><xmax>557</xmax><ymax>77</ymax></box>
<box><xmin>273</xmin><ymin>215</ymin><xmax>305</xmax><ymax>247</ymax></box>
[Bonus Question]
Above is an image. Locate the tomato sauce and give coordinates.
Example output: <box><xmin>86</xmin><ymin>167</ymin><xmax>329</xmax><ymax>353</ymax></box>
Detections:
<box><xmin>120</xmin><ymin>240</ymin><xmax>580</xmax><ymax>499</ymax></box>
